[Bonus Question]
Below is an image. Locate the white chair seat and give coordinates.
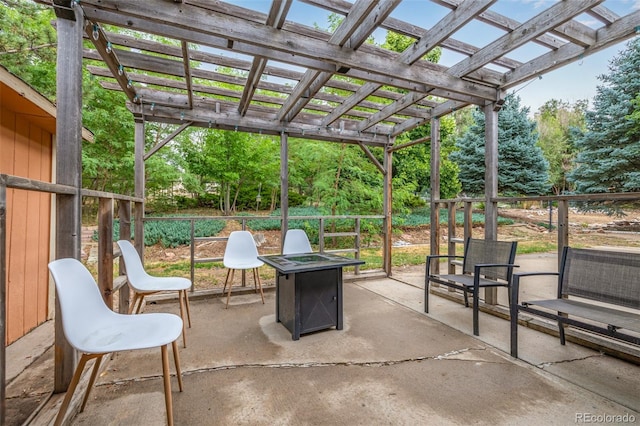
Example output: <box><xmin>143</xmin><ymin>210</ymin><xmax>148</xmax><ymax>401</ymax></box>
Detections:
<box><xmin>223</xmin><ymin>259</ymin><xmax>264</xmax><ymax>269</ymax></box>
<box><xmin>133</xmin><ymin>276</ymin><xmax>191</xmax><ymax>293</ymax></box>
<box><xmin>77</xmin><ymin>313</ymin><xmax>183</xmax><ymax>353</ymax></box>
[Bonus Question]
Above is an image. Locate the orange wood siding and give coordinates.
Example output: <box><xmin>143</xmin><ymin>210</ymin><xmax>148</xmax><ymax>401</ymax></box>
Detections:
<box><xmin>1</xmin><ymin>103</ymin><xmax>53</xmax><ymax>345</ymax></box>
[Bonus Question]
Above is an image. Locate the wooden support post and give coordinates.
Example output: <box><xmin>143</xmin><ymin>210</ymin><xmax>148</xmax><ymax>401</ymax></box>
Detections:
<box><xmin>190</xmin><ymin>219</ymin><xmax>195</xmax><ymax>290</ymax></box>
<box><xmin>319</xmin><ymin>218</ymin><xmax>325</xmax><ymax>253</ymax></box>
<box><xmin>484</xmin><ymin>103</ymin><xmax>499</xmax><ymax>304</ymax></box>
<box><xmin>280</xmin><ymin>132</ymin><xmax>288</xmax><ymax>248</ymax></box>
<box><xmin>98</xmin><ymin>197</ymin><xmax>114</xmax><ymax>308</ymax></box>
<box><xmin>430</xmin><ymin>118</ymin><xmax>441</xmax><ymax>273</ymax></box>
<box><xmin>0</xmin><ymin>176</ymin><xmax>6</xmax><ymax>424</ymax></box>
<box><xmin>382</xmin><ymin>145</ymin><xmax>393</xmax><ymax>275</ymax></box>
<box><xmin>118</xmin><ymin>200</ymin><xmax>131</xmax><ymax>314</ymax></box>
<box><xmin>430</xmin><ymin>203</ymin><xmax>440</xmax><ymax>276</ymax></box>
<box><xmin>557</xmin><ymin>199</ymin><xmax>569</xmax><ymax>269</ymax></box>
<box><xmin>463</xmin><ymin>201</ymin><xmax>473</xmax><ymax>241</ymax></box>
<box><xmin>54</xmin><ymin>2</ymin><xmax>84</xmax><ymax>393</ymax></box>
<box><xmin>354</xmin><ymin>218</ymin><xmax>361</xmax><ymax>275</ymax></box>
<box><xmin>134</xmin><ymin>118</ymin><xmax>145</xmax><ymax>258</ymax></box>
<box><xmin>447</xmin><ymin>202</ymin><xmax>456</xmax><ymax>274</ymax></box>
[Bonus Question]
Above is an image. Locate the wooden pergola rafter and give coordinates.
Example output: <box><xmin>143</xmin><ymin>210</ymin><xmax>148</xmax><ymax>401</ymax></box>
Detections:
<box><xmin>43</xmin><ymin>0</ymin><xmax>638</xmax><ymax>145</ymax></box>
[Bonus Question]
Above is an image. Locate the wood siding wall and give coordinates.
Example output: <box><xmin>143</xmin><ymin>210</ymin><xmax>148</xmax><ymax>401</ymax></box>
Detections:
<box><xmin>1</xmin><ymin>106</ymin><xmax>53</xmax><ymax>345</ymax></box>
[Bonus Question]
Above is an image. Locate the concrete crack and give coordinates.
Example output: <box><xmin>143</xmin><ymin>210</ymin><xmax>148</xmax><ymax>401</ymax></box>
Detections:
<box><xmin>537</xmin><ymin>352</ymin><xmax>605</xmax><ymax>368</ymax></box>
<box><xmin>434</xmin><ymin>347</ymin><xmax>474</xmax><ymax>360</ymax></box>
<box><xmin>94</xmin><ymin>348</ymin><xmax>496</xmax><ymax>387</ymax></box>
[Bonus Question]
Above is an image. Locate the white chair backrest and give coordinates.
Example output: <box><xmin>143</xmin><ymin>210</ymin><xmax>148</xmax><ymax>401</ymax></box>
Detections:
<box><xmin>283</xmin><ymin>229</ymin><xmax>313</xmax><ymax>255</ymax></box>
<box><xmin>223</xmin><ymin>231</ymin><xmax>259</xmax><ymax>265</ymax></box>
<box><xmin>48</xmin><ymin>258</ymin><xmax>116</xmax><ymax>351</ymax></box>
<box><xmin>117</xmin><ymin>240</ymin><xmax>150</xmax><ymax>288</ymax></box>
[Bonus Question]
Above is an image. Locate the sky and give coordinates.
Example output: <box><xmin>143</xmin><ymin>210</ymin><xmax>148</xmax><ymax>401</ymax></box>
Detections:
<box><xmin>227</xmin><ymin>0</ymin><xmax>640</xmax><ymax>114</ymax></box>
<box><xmin>505</xmin><ymin>42</ymin><xmax>633</xmax><ymax>114</ymax></box>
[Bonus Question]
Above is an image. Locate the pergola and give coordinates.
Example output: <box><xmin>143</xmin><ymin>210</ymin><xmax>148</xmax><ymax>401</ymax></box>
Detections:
<box><xmin>35</xmin><ymin>0</ymin><xmax>640</xmax><ymax>405</ymax></box>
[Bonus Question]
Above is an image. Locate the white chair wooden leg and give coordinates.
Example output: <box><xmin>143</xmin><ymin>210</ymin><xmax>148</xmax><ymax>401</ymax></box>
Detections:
<box><xmin>222</xmin><ymin>268</ymin><xmax>231</xmax><ymax>294</ymax></box>
<box><xmin>135</xmin><ymin>293</ymin><xmax>146</xmax><ymax>314</ymax></box>
<box><xmin>80</xmin><ymin>354</ymin><xmax>104</xmax><ymax>412</ymax></box>
<box><xmin>178</xmin><ymin>291</ymin><xmax>187</xmax><ymax>348</ymax></box>
<box><xmin>222</xmin><ymin>231</ymin><xmax>265</xmax><ymax>308</ymax></box>
<box><xmin>49</xmin><ymin>258</ymin><xmax>184</xmax><ymax>426</ymax></box>
<box><xmin>161</xmin><ymin>345</ymin><xmax>174</xmax><ymax>426</ymax></box>
<box><xmin>172</xmin><ymin>340</ymin><xmax>184</xmax><ymax>392</ymax></box>
<box><xmin>129</xmin><ymin>293</ymin><xmax>142</xmax><ymax>314</ymax></box>
<box><xmin>253</xmin><ymin>268</ymin><xmax>264</xmax><ymax>304</ymax></box>
<box><xmin>54</xmin><ymin>353</ymin><xmax>95</xmax><ymax>426</ymax></box>
<box><xmin>225</xmin><ymin>269</ymin><xmax>235</xmax><ymax>309</ymax></box>
<box><xmin>183</xmin><ymin>290</ymin><xmax>192</xmax><ymax>328</ymax></box>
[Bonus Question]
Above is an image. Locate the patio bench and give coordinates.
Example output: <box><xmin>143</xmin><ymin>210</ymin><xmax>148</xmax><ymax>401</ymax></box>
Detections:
<box><xmin>510</xmin><ymin>247</ymin><xmax>640</xmax><ymax>358</ymax></box>
<box><xmin>425</xmin><ymin>238</ymin><xmax>518</xmax><ymax>336</ymax></box>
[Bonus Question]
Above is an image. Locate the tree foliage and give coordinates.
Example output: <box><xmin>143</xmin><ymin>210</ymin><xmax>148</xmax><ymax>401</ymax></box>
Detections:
<box><xmin>393</xmin><ymin>116</ymin><xmax>461</xmax><ymax>201</ymax></box>
<box><xmin>179</xmin><ymin>129</ymin><xmax>280</xmax><ymax>214</ymax></box>
<box><xmin>534</xmin><ymin>99</ymin><xmax>587</xmax><ymax>194</ymax></box>
<box><xmin>568</xmin><ymin>38</ymin><xmax>640</xmax><ymax>194</ymax></box>
<box><xmin>0</xmin><ymin>0</ymin><xmax>57</xmax><ymax>98</ymax></box>
<box><xmin>289</xmin><ymin>139</ymin><xmax>384</xmax><ymax>214</ymax></box>
<box><xmin>450</xmin><ymin>93</ymin><xmax>549</xmax><ymax>196</ymax></box>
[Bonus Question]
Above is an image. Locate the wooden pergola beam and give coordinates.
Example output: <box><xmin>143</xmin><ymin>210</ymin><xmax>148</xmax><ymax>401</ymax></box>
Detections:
<box><xmin>80</xmin><ymin>0</ymin><xmax>500</xmax><ymax>101</ymax></box>
<box><xmin>276</xmin><ymin>0</ymin><xmax>398</xmax><ymax>123</ymax></box>
<box><xmin>238</xmin><ymin>0</ymin><xmax>292</xmax><ymax>116</ymax></box>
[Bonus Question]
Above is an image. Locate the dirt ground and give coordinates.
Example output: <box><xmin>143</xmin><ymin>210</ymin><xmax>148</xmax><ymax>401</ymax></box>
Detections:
<box><xmin>113</xmin><ymin>208</ymin><xmax>640</xmax><ymax>291</ymax></box>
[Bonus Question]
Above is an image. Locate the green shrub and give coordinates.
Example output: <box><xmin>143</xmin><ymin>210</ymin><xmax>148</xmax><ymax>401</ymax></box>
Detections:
<box><xmin>392</xmin><ymin>208</ymin><xmax>514</xmax><ymax>228</ymax></box>
<box><xmin>94</xmin><ymin>207</ymin><xmax>514</xmax><ymax>248</ymax></box>
<box><xmin>94</xmin><ymin>216</ymin><xmax>226</xmax><ymax>247</ymax></box>
<box><xmin>175</xmin><ymin>196</ymin><xmax>199</xmax><ymax>209</ymax></box>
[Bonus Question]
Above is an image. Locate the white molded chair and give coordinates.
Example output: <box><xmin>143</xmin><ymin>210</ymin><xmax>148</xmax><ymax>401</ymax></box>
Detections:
<box><xmin>222</xmin><ymin>231</ymin><xmax>264</xmax><ymax>308</ymax></box>
<box><xmin>117</xmin><ymin>239</ymin><xmax>192</xmax><ymax>347</ymax></box>
<box><xmin>282</xmin><ymin>229</ymin><xmax>313</xmax><ymax>255</ymax></box>
<box><xmin>48</xmin><ymin>258</ymin><xmax>183</xmax><ymax>426</ymax></box>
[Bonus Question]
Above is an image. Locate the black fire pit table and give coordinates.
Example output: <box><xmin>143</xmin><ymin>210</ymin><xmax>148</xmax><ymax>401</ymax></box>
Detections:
<box><xmin>258</xmin><ymin>253</ymin><xmax>365</xmax><ymax>340</ymax></box>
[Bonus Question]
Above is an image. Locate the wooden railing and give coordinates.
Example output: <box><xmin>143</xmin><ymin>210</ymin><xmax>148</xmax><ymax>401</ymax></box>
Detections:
<box><xmin>142</xmin><ymin>214</ymin><xmax>384</xmax><ymax>287</ymax></box>
<box><xmin>0</xmin><ymin>174</ymin><xmax>143</xmax><ymax>314</ymax></box>
<box><xmin>433</xmin><ymin>193</ymin><xmax>640</xmax><ymax>274</ymax></box>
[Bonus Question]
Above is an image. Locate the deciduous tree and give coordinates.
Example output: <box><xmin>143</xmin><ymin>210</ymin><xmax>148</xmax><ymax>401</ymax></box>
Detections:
<box><xmin>535</xmin><ymin>99</ymin><xmax>586</xmax><ymax>194</ymax></box>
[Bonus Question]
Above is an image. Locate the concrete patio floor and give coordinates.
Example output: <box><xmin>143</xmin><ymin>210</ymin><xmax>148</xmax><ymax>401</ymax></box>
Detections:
<box><xmin>7</xmin><ymin>252</ymin><xmax>640</xmax><ymax>425</ymax></box>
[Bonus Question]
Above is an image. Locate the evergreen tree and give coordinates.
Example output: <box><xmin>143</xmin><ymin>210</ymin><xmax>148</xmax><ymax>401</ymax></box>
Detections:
<box><xmin>450</xmin><ymin>93</ymin><xmax>549</xmax><ymax>196</ymax></box>
<box><xmin>568</xmin><ymin>38</ymin><xmax>640</xmax><ymax>194</ymax></box>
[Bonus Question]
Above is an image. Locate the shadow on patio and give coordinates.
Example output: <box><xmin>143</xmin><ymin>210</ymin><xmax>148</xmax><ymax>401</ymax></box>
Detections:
<box><xmin>7</xmin><ymin>253</ymin><xmax>640</xmax><ymax>425</ymax></box>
